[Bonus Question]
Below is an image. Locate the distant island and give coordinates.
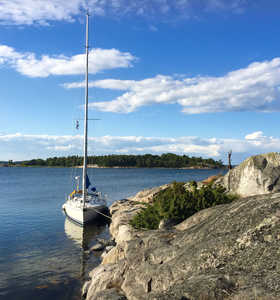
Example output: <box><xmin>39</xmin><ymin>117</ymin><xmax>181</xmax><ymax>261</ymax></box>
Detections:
<box><xmin>6</xmin><ymin>153</ymin><xmax>225</xmax><ymax>169</ymax></box>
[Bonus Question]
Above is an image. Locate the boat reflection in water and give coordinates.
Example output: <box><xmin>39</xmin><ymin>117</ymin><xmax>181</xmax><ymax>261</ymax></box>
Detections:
<box><xmin>64</xmin><ymin>216</ymin><xmax>109</xmax><ymax>279</ymax></box>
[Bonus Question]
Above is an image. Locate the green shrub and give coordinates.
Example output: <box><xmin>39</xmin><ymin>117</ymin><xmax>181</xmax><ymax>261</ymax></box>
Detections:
<box><xmin>129</xmin><ymin>181</ymin><xmax>238</xmax><ymax>230</ymax></box>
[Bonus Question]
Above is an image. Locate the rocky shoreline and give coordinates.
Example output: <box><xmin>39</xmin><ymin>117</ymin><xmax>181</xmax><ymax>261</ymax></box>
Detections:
<box><xmin>83</xmin><ymin>153</ymin><xmax>280</xmax><ymax>300</ymax></box>
<box><xmin>1</xmin><ymin>164</ymin><xmax>221</xmax><ymax>170</ymax></box>
<box><xmin>74</xmin><ymin>164</ymin><xmax>218</xmax><ymax>170</ymax></box>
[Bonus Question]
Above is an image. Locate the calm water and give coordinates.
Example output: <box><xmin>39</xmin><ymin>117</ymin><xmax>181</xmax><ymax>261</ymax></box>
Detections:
<box><xmin>0</xmin><ymin>167</ymin><xmax>225</xmax><ymax>300</ymax></box>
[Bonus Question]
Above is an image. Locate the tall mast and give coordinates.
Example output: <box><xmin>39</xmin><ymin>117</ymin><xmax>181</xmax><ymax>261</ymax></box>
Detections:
<box><xmin>82</xmin><ymin>12</ymin><xmax>89</xmax><ymax>206</ymax></box>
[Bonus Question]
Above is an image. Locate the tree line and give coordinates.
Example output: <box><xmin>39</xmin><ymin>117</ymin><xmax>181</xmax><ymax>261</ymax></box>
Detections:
<box><xmin>21</xmin><ymin>153</ymin><xmax>224</xmax><ymax>169</ymax></box>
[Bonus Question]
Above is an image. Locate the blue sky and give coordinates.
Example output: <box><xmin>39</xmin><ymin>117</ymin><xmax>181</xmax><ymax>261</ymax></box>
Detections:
<box><xmin>1</xmin><ymin>0</ymin><xmax>280</xmax><ymax>164</ymax></box>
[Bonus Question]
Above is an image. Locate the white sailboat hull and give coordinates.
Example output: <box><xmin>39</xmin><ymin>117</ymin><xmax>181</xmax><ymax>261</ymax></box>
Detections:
<box><xmin>63</xmin><ymin>199</ymin><xmax>107</xmax><ymax>225</ymax></box>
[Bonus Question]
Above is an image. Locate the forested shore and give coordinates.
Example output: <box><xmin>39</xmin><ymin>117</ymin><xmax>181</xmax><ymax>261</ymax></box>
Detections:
<box><xmin>17</xmin><ymin>153</ymin><xmax>224</xmax><ymax>169</ymax></box>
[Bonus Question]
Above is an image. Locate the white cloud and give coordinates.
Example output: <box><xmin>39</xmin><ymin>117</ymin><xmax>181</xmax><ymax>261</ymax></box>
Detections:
<box><xmin>0</xmin><ymin>0</ymin><xmax>249</xmax><ymax>26</ymax></box>
<box><xmin>1</xmin><ymin>131</ymin><xmax>280</xmax><ymax>164</ymax></box>
<box><xmin>63</xmin><ymin>78</ymin><xmax>135</xmax><ymax>89</ymax></box>
<box><xmin>245</xmin><ymin>131</ymin><xmax>265</xmax><ymax>140</ymax></box>
<box><xmin>47</xmin><ymin>144</ymin><xmax>77</xmax><ymax>151</ymax></box>
<box><xmin>0</xmin><ymin>0</ymin><xmax>82</xmax><ymax>25</ymax></box>
<box><xmin>206</xmin><ymin>0</ymin><xmax>247</xmax><ymax>14</ymax></box>
<box><xmin>64</xmin><ymin>58</ymin><xmax>280</xmax><ymax>114</ymax></box>
<box><xmin>0</xmin><ymin>44</ymin><xmax>136</xmax><ymax>77</ymax></box>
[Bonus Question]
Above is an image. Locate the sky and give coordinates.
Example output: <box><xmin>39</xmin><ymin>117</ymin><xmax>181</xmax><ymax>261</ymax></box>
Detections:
<box><xmin>1</xmin><ymin>0</ymin><xmax>280</xmax><ymax>164</ymax></box>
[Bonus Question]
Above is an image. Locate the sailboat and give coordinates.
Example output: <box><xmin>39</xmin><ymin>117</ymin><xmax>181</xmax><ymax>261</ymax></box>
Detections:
<box><xmin>62</xmin><ymin>13</ymin><xmax>107</xmax><ymax>226</ymax></box>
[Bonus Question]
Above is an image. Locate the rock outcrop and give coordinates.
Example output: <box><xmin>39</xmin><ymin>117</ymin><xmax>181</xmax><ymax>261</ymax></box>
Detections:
<box><xmin>216</xmin><ymin>152</ymin><xmax>280</xmax><ymax>197</ymax></box>
<box><xmin>83</xmin><ymin>153</ymin><xmax>280</xmax><ymax>300</ymax></box>
<box><xmin>84</xmin><ymin>198</ymin><xmax>280</xmax><ymax>299</ymax></box>
<box><xmin>109</xmin><ymin>184</ymin><xmax>169</xmax><ymax>244</ymax></box>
